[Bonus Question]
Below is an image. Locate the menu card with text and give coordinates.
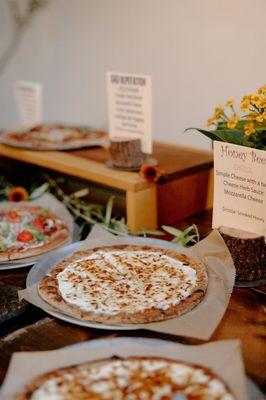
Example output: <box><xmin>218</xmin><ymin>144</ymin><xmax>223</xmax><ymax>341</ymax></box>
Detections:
<box><xmin>212</xmin><ymin>141</ymin><xmax>266</xmax><ymax>237</ymax></box>
<box><xmin>15</xmin><ymin>80</ymin><xmax>43</xmax><ymax>127</ymax></box>
<box><xmin>106</xmin><ymin>72</ymin><xmax>152</xmax><ymax>153</ymax></box>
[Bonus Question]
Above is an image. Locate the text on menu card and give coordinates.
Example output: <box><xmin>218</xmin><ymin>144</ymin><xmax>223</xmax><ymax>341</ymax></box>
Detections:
<box><xmin>212</xmin><ymin>141</ymin><xmax>266</xmax><ymax>237</ymax></box>
<box><xmin>15</xmin><ymin>80</ymin><xmax>43</xmax><ymax>127</ymax></box>
<box><xmin>106</xmin><ymin>72</ymin><xmax>152</xmax><ymax>153</ymax></box>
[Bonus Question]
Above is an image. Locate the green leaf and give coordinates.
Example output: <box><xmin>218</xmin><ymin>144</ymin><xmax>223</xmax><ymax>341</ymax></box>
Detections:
<box><xmin>162</xmin><ymin>225</ymin><xmax>182</xmax><ymax>236</ymax></box>
<box><xmin>136</xmin><ymin>229</ymin><xmax>164</xmax><ymax>236</ymax></box>
<box><xmin>29</xmin><ymin>182</ymin><xmax>49</xmax><ymax>199</ymax></box>
<box><xmin>71</xmin><ymin>188</ymin><xmax>89</xmax><ymax>198</ymax></box>
<box><xmin>185</xmin><ymin>128</ymin><xmax>227</xmax><ymax>142</ymax></box>
<box><xmin>105</xmin><ymin>196</ymin><xmax>114</xmax><ymax>226</ymax></box>
<box><xmin>171</xmin><ymin>236</ymin><xmax>183</xmax><ymax>244</ymax></box>
<box><xmin>185</xmin><ymin>128</ymin><xmax>244</xmax><ymax>145</ymax></box>
<box><xmin>182</xmin><ymin>226</ymin><xmax>196</xmax><ymax>235</ymax></box>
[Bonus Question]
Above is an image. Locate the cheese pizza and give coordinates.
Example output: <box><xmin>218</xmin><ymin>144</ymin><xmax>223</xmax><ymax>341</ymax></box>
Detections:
<box><xmin>0</xmin><ymin>206</ymin><xmax>70</xmax><ymax>262</ymax></box>
<box><xmin>14</xmin><ymin>356</ymin><xmax>235</xmax><ymax>400</ymax></box>
<box><xmin>38</xmin><ymin>245</ymin><xmax>208</xmax><ymax>324</ymax></box>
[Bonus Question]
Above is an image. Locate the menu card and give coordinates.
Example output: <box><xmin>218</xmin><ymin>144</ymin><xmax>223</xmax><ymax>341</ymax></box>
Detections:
<box><xmin>212</xmin><ymin>141</ymin><xmax>266</xmax><ymax>237</ymax></box>
<box><xmin>15</xmin><ymin>80</ymin><xmax>43</xmax><ymax>127</ymax></box>
<box><xmin>106</xmin><ymin>71</ymin><xmax>152</xmax><ymax>153</ymax></box>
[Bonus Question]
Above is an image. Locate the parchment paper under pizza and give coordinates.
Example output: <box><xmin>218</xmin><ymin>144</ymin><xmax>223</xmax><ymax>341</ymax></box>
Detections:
<box><xmin>13</xmin><ymin>356</ymin><xmax>235</xmax><ymax>400</ymax></box>
<box><xmin>38</xmin><ymin>244</ymin><xmax>208</xmax><ymax>324</ymax></box>
<box><xmin>0</xmin><ymin>124</ymin><xmax>107</xmax><ymax>150</ymax></box>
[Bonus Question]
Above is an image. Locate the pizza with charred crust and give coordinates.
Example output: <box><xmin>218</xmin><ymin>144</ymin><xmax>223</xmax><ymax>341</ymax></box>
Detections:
<box><xmin>38</xmin><ymin>245</ymin><xmax>208</xmax><ymax>324</ymax></box>
<box><xmin>14</xmin><ymin>356</ymin><xmax>235</xmax><ymax>400</ymax></box>
<box><xmin>1</xmin><ymin>124</ymin><xmax>107</xmax><ymax>150</ymax></box>
<box><xmin>0</xmin><ymin>206</ymin><xmax>70</xmax><ymax>262</ymax></box>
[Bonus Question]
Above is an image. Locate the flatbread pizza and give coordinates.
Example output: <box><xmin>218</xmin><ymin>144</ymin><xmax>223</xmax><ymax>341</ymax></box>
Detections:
<box><xmin>0</xmin><ymin>205</ymin><xmax>70</xmax><ymax>262</ymax></box>
<box><xmin>0</xmin><ymin>124</ymin><xmax>107</xmax><ymax>150</ymax></box>
<box><xmin>14</xmin><ymin>356</ymin><xmax>235</xmax><ymax>399</ymax></box>
<box><xmin>38</xmin><ymin>245</ymin><xmax>208</xmax><ymax>324</ymax></box>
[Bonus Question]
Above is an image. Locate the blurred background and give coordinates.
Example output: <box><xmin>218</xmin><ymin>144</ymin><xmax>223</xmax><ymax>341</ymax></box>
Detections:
<box><xmin>0</xmin><ymin>0</ymin><xmax>265</xmax><ymax>149</ymax></box>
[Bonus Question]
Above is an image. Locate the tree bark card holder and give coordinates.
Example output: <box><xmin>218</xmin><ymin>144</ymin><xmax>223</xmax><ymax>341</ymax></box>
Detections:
<box><xmin>108</xmin><ymin>137</ymin><xmax>157</xmax><ymax>171</ymax></box>
<box><xmin>219</xmin><ymin>226</ymin><xmax>265</xmax><ymax>287</ymax></box>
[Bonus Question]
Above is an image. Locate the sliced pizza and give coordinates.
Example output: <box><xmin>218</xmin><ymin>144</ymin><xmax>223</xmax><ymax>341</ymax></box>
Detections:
<box><xmin>1</xmin><ymin>124</ymin><xmax>107</xmax><ymax>150</ymax></box>
<box><xmin>14</xmin><ymin>356</ymin><xmax>235</xmax><ymax>400</ymax></box>
<box><xmin>38</xmin><ymin>245</ymin><xmax>208</xmax><ymax>324</ymax></box>
<box><xmin>0</xmin><ymin>205</ymin><xmax>70</xmax><ymax>262</ymax></box>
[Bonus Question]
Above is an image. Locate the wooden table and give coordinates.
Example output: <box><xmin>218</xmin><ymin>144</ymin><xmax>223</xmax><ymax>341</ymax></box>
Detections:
<box><xmin>0</xmin><ymin>142</ymin><xmax>213</xmax><ymax>230</ymax></box>
<box><xmin>0</xmin><ymin>210</ymin><xmax>265</xmax><ymax>392</ymax></box>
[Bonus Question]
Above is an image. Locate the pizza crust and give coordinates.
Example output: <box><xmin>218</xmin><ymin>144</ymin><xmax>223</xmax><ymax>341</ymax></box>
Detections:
<box><xmin>0</xmin><ymin>206</ymin><xmax>70</xmax><ymax>262</ymax></box>
<box><xmin>13</xmin><ymin>356</ymin><xmax>235</xmax><ymax>400</ymax></box>
<box><xmin>38</xmin><ymin>245</ymin><xmax>208</xmax><ymax>324</ymax></box>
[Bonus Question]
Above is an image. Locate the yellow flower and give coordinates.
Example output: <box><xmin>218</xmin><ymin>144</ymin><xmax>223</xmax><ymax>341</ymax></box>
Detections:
<box><xmin>241</xmin><ymin>98</ymin><xmax>251</xmax><ymax>112</ymax></box>
<box><xmin>226</xmin><ymin>100</ymin><xmax>234</xmax><ymax>107</ymax></box>
<box><xmin>246</xmin><ymin>111</ymin><xmax>257</xmax><ymax>121</ymax></box>
<box><xmin>256</xmin><ymin>114</ymin><xmax>264</xmax><ymax>123</ymax></box>
<box><xmin>251</xmin><ymin>94</ymin><xmax>264</xmax><ymax>107</ymax></box>
<box><xmin>258</xmin><ymin>85</ymin><xmax>266</xmax><ymax>94</ymax></box>
<box><xmin>227</xmin><ymin>115</ymin><xmax>239</xmax><ymax>129</ymax></box>
<box><xmin>244</xmin><ymin>123</ymin><xmax>255</xmax><ymax>136</ymax></box>
<box><xmin>207</xmin><ymin>117</ymin><xmax>216</xmax><ymax>126</ymax></box>
<box><xmin>214</xmin><ymin>106</ymin><xmax>223</xmax><ymax>119</ymax></box>
<box><xmin>260</xmin><ymin>98</ymin><xmax>266</xmax><ymax>108</ymax></box>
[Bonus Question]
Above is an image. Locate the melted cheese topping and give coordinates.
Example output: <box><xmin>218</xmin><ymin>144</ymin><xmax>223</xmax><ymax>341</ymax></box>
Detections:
<box><xmin>57</xmin><ymin>251</ymin><xmax>198</xmax><ymax>316</ymax></box>
<box><xmin>29</xmin><ymin>358</ymin><xmax>235</xmax><ymax>400</ymax></box>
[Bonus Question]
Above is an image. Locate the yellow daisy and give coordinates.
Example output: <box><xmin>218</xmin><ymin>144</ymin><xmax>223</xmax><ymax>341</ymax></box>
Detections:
<box><xmin>227</xmin><ymin>115</ymin><xmax>239</xmax><ymax>129</ymax></box>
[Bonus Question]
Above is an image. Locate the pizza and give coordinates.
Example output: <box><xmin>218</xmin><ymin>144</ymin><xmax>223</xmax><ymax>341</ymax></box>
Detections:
<box><xmin>14</xmin><ymin>356</ymin><xmax>236</xmax><ymax>399</ymax></box>
<box><xmin>38</xmin><ymin>245</ymin><xmax>208</xmax><ymax>324</ymax></box>
<box><xmin>0</xmin><ymin>124</ymin><xmax>107</xmax><ymax>150</ymax></box>
<box><xmin>0</xmin><ymin>206</ymin><xmax>70</xmax><ymax>262</ymax></box>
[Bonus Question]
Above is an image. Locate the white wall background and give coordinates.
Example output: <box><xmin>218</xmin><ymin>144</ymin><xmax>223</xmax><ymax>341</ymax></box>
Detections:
<box><xmin>0</xmin><ymin>0</ymin><xmax>265</xmax><ymax>149</ymax></box>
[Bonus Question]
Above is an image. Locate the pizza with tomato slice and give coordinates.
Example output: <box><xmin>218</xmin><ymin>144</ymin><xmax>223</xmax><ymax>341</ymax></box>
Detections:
<box><xmin>0</xmin><ymin>124</ymin><xmax>107</xmax><ymax>150</ymax></box>
<box><xmin>0</xmin><ymin>205</ymin><xmax>70</xmax><ymax>262</ymax></box>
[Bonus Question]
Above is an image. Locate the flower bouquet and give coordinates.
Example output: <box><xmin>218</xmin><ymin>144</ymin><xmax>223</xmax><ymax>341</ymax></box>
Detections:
<box><xmin>186</xmin><ymin>85</ymin><xmax>266</xmax><ymax>150</ymax></box>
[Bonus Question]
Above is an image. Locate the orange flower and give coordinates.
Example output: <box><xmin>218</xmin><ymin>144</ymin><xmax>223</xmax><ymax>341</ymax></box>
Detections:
<box><xmin>140</xmin><ymin>164</ymin><xmax>161</xmax><ymax>183</ymax></box>
<box><xmin>8</xmin><ymin>187</ymin><xmax>29</xmax><ymax>202</ymax></box>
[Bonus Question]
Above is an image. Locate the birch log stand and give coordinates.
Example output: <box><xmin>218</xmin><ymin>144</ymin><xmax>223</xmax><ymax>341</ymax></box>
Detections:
<box><xmin>219</xmin><ymin>226</ymin><xmax>265</xmax><ymax>281</ymax></box>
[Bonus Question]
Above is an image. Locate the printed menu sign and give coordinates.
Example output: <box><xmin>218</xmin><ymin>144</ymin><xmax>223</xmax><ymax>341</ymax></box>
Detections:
<box><xmin>213</xmin><ymin>141</ymin><xmax>266</xmax><ymax>237</ymax></box>
<box><xmin>15</xmin><ymin>80</ymin><xmax>43</xmax><ymax>127</ymax></box>
<box><xmin>106</xmin><ymin>72</ymin><xmax>152</xmax><ymax>153</ymax></box>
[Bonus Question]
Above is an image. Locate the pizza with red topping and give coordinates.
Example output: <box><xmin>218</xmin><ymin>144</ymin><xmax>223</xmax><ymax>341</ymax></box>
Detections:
<box><xmin>14</xmin><ymin>356</ymin><xmax>236</xmax><ymax>400</ymax></box>
<box><xmin>0</xmin><ymin>124</ymin><xmax>107</xmax><ymax>150</ymax></box>
<box><xmin>0</xmin><ymin>205</ymin><xmax>70</xmax><ymax>262</ymax></box>
<box><xmin>38</xmin><ymin>245</ymin><xmax>208</xmax><ymax>324</ymax></box>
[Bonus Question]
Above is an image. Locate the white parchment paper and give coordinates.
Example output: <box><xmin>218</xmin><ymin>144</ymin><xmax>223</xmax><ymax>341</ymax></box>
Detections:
<box><xmin>19</xmin><ymin>224</ymin><xmax>235</xmax><ymax>340</ymax></box>
<box><xmin>0</xmin><ymin>337</ymin><xmax>246</xmax><ymax>400</ymax></box>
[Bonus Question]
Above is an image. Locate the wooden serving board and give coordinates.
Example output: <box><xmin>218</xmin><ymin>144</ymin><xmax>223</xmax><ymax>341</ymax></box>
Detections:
<box><xmin>0</xmin><ymin>141</ymin><xmax>213</xmax><ymax>230</ymax></box>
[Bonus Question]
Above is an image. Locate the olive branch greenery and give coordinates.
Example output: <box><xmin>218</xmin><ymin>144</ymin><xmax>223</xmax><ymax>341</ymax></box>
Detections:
<box><xmin>0</xmin><ymin>174</ymin><xmax>200</xmax><ymax>247</ymax></box>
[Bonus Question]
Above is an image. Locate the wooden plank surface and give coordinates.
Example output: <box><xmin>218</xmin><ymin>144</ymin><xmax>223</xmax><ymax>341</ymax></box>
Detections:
<box><xmin>0</xmin><ymin>210</ymin><xmax>265</xmax><ymax>391</ymax></box>
<box><xmin>0</xmin><ymin>142</ymin><xmax>213</xmax><ymax>192</ymax></box>
<box><xmin>0</xmin><ymin>145</ymin><xmax>149</xmax><ymax>192</ymax></box>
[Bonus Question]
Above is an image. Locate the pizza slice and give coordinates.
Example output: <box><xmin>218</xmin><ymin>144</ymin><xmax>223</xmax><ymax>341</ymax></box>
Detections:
<box><xmin>0</xmin><ymin>205</ymin><xmax>70</xmax><ymax>262</ymax></box>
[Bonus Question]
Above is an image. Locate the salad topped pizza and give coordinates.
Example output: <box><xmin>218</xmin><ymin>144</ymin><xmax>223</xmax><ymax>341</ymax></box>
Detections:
<box><xmin>0</xmin><ymin>124</ymin><xmax>107</xmax><ymax>150</ymax></box>
<box><xmin>0</xmin><ymin>205</ymin><xmax>70</xmax><ymax>261</ymax></box>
